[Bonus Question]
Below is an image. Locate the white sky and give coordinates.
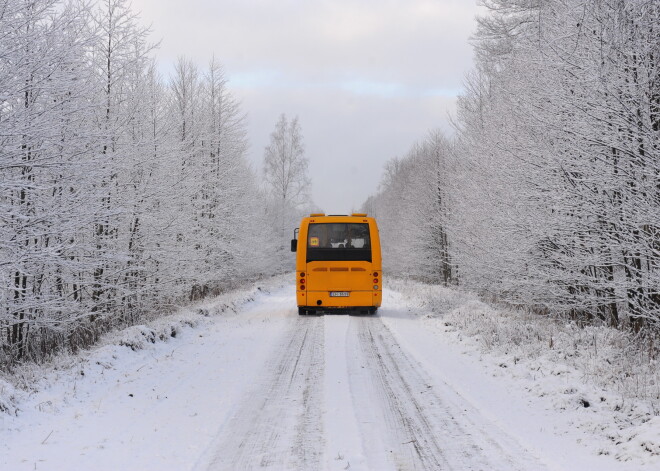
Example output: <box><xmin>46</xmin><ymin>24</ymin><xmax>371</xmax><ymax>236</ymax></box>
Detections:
<box><xmin>131</xmin><ymin>0</ymin><xmax>482</xmax><ymax>213</ymax></box>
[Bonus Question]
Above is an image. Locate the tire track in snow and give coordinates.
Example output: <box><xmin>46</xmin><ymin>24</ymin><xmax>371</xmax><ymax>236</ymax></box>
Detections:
<box><xmin>350</xmin><ymin>316</ymin><xmax>547</xmax><ymax>471</ymax></box>
<box><xmin>198</xmin><ymin>314</ymin><xmax>324</xmax><ymax>471</ymax></box>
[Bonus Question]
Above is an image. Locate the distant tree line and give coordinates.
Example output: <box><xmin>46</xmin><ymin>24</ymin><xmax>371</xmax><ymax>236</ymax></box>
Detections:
<box><xmin>0</xmin><ymin>0</ymin><xmax>302</xmax><ymax>367</ymax></box>
<box><xmin>365</xmin><ymin>0</ymin><xmax>659</xmax><ymax>331</ymax></box>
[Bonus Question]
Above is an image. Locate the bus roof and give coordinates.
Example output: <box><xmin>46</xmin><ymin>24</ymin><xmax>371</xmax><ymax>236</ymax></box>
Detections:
<box><xmin>309</xmin><ymin>213</ymin><xmax>368</xmax><ymax>217</ymax></box>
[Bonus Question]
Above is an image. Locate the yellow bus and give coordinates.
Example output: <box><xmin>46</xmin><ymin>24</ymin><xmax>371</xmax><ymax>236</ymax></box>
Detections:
<box><xmin>290</xmin><ymin>213</ymin><xmax>382</xmax><ymax>315</ymax></box>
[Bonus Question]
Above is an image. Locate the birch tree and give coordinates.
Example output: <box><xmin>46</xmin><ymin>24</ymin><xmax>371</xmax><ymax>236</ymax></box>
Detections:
<box><xmin>263</xmin><ymin>114</ymin><xmax>311</xmax><ymax>270</ymax></box>
<box><xmin>263</xmin><ymin>114</ymin><xmax>310</xmax><ymax>207</ymax></box>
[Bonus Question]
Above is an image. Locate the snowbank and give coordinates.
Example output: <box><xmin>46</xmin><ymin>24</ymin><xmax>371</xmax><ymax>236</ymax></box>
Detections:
<box><xmin>387</xmin><ymin>277</ymin><xmax>660</xmax><ymax>465</ymax></box>
<box><xmin>0</xmin><ymin>274</ymin><xmax>291</xmax><ymax>418</ymax></box>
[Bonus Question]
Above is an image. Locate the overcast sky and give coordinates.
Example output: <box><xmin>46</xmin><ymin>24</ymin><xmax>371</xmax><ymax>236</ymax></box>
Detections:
<box><xmin>131</xmin><ymin>0</ymin><xmax>482</xmax><ymax>213</ymax></box>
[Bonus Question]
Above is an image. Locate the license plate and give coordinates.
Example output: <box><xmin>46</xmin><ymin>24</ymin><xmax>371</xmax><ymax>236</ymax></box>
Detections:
<box><xmin>330</xmin><ymin>291</ymin><xmax>350</xmax><ymax>297</ymax></box>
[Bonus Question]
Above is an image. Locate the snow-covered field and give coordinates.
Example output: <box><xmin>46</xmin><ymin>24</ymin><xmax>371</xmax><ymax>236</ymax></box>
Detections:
<box><xmin>1</xmin><ymin>275</ymin><xmax>658</xmax><ymax>470</ymax></box>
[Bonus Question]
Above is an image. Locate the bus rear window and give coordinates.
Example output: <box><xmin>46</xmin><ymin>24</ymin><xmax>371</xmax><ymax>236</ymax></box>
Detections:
<box><xmin>306</xmin><ymin>223</ymin><xmax>371</xmax><ymax>262</ymax></box>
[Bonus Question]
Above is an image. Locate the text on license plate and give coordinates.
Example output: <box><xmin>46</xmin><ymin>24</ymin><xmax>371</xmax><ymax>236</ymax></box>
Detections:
<box><xmin>330</xmin><ymin>291</ymin><xmax>350</xmax><ymax>297</ymax></box>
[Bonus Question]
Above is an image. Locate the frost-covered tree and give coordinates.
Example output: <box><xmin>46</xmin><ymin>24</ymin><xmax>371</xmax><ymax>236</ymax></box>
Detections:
<box><xmin>0</xmin><ymin>0</ymin><xmax>278</xmax><ymax>367</ymax></box>
<box><xmin>263</xmin><ymin>114</ymin><xmax>312</xmax><ymax>271</ymax></box>
<box><xmin>450</xmin><ymin>0</ymin><xmax>660</xmax><ymax>327</ymax></box>
<box><xmin>0</xmin><ymin>0</ymin><xmax>101</xmax><ymax>362</ymax></box>
<box><xmin>166</xmin><ymin>56</ymin><xmax>262</xmax><ymax>298</ymax></box>
<box><xmin>363</xmin><ymin>132</ymin><xmax>455</xmax><ymax>285</ymax></box>
<box><xmin>365</xmin><ymin>0</ymin><xmax>659</xmax><ymax>331</ymax></box>
<box><xmin>85</xmin><ymin>0</ymin><xmax>155</xmax><ymax>324</ymax></box>
<box><xmin>263</xmin><ymin>114</ymin><xmax>310</xmax><ymax>206</ymax></box>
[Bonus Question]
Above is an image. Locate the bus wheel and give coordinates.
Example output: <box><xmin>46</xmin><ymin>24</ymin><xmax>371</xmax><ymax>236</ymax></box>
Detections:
<box><xmin>298</xmin><ymin>307</ymin><xmax>307</xmax><ymax>316</ymax></box>
<box><xmin>369</xmin><ymin>307</ymin><xmax>378</xmax><ymax>315</ymax></box>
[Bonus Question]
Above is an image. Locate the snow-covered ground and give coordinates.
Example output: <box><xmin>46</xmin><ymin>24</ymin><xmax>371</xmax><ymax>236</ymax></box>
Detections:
<box><xmin>386</xmin><ymin>278</ymin><xmax>660</xmax><ymax>466</ymax></box>
<box><xmin>1</xmin><ymin>275</ymin><xmax>658</xmax><ymax>470</ymax></box>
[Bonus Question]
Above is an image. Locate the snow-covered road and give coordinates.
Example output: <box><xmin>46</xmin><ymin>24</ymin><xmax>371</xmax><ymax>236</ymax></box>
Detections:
<box><xmin>0</xmin><ymin>281</ymin><xmax>645</xmax><ymax>470</ymax></box>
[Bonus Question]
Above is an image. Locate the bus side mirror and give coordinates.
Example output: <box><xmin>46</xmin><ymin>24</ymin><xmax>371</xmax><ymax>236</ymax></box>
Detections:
<box><xmin>290</xmin><ymin>239</ymin><xmax>297</xmax><ymax>252</ymax></box>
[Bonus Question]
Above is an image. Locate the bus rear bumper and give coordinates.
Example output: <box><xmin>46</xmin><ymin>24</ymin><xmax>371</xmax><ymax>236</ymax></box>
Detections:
<box><xmin>300</xmin><ymin>306</ymin><xmax>378</xmax><ymax>315</ymax></box>
<box><xmin>297</xmin><ymin>290</ymin><xmax>381</xmax><ymax>309</ymax></box>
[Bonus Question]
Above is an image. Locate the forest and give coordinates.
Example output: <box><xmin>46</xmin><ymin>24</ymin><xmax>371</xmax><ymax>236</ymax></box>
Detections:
<box><xmin>365</xmin><ymin>1</ymin><xmax>659</xmax><ymax>332</ymax></box>
<box><xmin>2</xmin><ymin>0</ymin><xmax>658</xmax><ymax>370</ymax></box>
<box><xmin>0</xmin><ymin>0</ymin><xmax>307</xmax><ymax>367</ymax></box>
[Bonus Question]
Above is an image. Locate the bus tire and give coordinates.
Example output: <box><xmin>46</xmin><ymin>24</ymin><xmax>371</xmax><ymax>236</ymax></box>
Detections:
<box><xmin>298</xmin><ymin>307</ymin><xmax>307</xmax><ymax>316</ymax></box>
